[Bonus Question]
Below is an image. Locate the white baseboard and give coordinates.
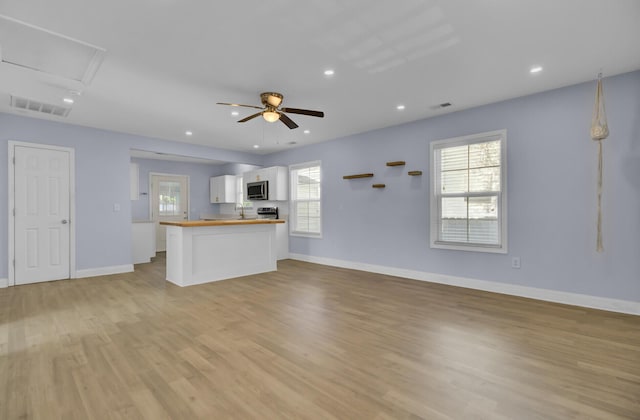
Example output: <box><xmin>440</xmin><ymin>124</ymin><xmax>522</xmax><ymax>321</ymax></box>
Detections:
<box><xmin>0</xmin><ymin>278</ymin><xmax>7</xmax><ymax>288</ymax></box>
<box><xmin>288</xmin><ymin>253</ymin><xmax>640</xmax><ymax>316</ymax></box>
<box><xmin>75</xmin><ymin>264</ymin><xmax>134</xmax><ymax>279</ymax></box>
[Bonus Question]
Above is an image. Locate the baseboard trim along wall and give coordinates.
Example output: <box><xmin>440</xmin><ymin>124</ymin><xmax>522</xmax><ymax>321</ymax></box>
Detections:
<box><xmin>0</xmin><ymin>265</ymin><xmax>133</xmax><ymax>286</ymax></box>
<box><xmin>288</xmin><ymin>253</ymin><xmax>640</xmax><ymax>316</ymax></box>
<box><xmin>75</xmin><ymin>264</ymin><xmax>134</xmax><ymax>279</ymax></box>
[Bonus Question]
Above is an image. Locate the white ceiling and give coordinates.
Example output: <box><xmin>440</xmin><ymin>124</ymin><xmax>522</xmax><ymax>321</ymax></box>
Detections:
<box><xmin>1</xmin><ymin>0</ymin><xmax>639</xmax><ymax>155</ymax></box>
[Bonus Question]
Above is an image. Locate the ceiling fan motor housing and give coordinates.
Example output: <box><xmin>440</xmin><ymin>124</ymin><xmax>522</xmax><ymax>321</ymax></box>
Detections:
<box><xmin>261</xmin><ymin>92</ymin><xmax>283</xmax><ymax>108</ymax></box>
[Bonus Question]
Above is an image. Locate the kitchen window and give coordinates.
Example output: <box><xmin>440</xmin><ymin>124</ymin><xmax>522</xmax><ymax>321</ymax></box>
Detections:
<box><xmin>290</xmin><ymin>161</ymin><xmax>321</xmax><ymax>238</ymax></box>
<box><xmin>235</xmin><ymin>176</ymin><xmax>252</xmax><ymax>210</ymax></box>
<box><xmin>430</xmin><ymin>130</ymin><xmax>507</xmax><ymax>253</ymax></box>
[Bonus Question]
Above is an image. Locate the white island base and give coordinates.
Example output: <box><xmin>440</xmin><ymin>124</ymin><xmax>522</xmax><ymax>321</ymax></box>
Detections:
<box><xmin>163</xmin><ymin>220</ymin><xmax>283</xmax><ymax>287</ymax></box>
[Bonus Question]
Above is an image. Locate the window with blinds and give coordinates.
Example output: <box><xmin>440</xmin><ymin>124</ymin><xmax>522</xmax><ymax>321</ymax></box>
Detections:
<box><xmin>430</xmin><ymin>130</ymin><xmax>507</xmax><ymax>253</ymax></box>
<box><xmin>289</xmin><ymin>161</ymin><xmax>322</xmax><ymax>237</ymax></box>
<box><xmin>234</xmin><ymin>176</ymin><xmax>252</xmax><ymax>210</ymax></box>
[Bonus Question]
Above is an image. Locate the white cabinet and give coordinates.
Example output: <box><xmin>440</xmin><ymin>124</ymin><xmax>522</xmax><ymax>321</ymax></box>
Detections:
<box><xmin>130</xmin><ymin>162</ymin><xmax>139</xmax><ymax>200</ymax></box>
<box><xmin>132</xmin><ymin>221</ymin><xmax>156</xmax><ymax>264</ymax></box>
<box><xmin>269</xmin><ymin>166</ymin><xmax>288</xmax><ymax>201</ymax></box>
<box><xmin>276</xmin><ymin>219</ymin><xmax>289</xmax><ymax>260</ymax></box>
<box><xmin>210</xmin><ymin>175</ymin><xmax>237</xmax><ymax>203</ymax></box>
<box><xmin>243</xmin><ymin>166</ymin><xmax>288</xmax><ymax>201</ymax></box>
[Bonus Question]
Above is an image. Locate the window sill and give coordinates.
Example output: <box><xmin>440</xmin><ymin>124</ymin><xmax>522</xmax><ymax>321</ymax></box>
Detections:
<box><xmin>290</xmin><ymin>231</ymin><xmax>322</xmax><ymax>239</ymax></box>
<box><xmin>431</xmin><ymin>241</ymin><xmax>507</xmax><ymax>254</ymax></box>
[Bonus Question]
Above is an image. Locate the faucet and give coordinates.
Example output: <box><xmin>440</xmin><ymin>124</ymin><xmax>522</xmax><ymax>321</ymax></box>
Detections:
<box><xmin>238</xmin><ymin>203</ymin><xmax>245</xmax><ymax>219</ymax></box>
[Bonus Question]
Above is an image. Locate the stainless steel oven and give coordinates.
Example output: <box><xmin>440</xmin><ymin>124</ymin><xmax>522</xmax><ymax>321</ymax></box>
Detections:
<box><xmin>256</xmin><ymin>207</ymin><xmax>278</xmax><ymax>219</ymax></box>
<box><xmin>247</xmin><ymin>180</ymin><xmax>268</xmax><ymax>200</ymax></box>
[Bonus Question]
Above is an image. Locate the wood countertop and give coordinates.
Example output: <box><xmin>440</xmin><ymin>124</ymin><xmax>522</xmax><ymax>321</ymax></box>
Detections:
<box><xmin>160</xmin><ymin>219</ymin><xmax>285</xmax><ymax>227</ymax></box>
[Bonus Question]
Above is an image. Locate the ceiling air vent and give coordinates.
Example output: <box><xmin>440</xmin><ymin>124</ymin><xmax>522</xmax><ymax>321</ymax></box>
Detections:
<box><xmin>10</xmin><ymin>95</ymin><xmax>71</xmax><ymax>117</ymax></box>
<box><xmin>430</xmin><ymin>102</ymin><xmax>453</xmax><ymax>111</ymax></box>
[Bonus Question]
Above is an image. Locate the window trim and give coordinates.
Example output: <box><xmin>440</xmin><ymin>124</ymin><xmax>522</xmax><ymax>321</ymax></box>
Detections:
<box><xmin>234</xmin><ymin>176</ymin><xmax>253</xmax><ymax>210</ymax></box>
<box><xmin>289</xmin><ymin>160</ymin><xmax>322</xmax><ymax>239</ymax></box>
<box><xmin>429</xmin><ymin>129</ymin><xmax>508</xmax><ymax>253</ymax></box>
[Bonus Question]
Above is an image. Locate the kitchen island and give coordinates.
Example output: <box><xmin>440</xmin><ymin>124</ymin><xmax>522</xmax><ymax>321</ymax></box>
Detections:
<box><xmin>160</xmin><ymin>219</ymin><xmax>285</xmax><ymax>287</ymax></box>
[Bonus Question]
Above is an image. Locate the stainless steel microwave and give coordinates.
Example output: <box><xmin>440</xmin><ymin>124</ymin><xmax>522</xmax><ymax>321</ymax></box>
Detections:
<box><xmin>247</xmin><ymin>180</ymin><xmax>268</xmax><ymax>200</ymax></box>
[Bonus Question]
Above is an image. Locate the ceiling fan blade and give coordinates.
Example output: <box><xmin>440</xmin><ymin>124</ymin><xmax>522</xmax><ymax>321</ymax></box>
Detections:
<box><xmin>280</xmin><ymin>107</ymin><xmax>324</xmax><ymax>118</ymax></box>
<box><xmin>217</xmin><ymin>102</ymin><xmax>264</xmax><ymax>110</ymax></box>
<box><xmin>279</xmin><ymin>113</ymin><xmax>299</xmax><ymax>129</ymax></box>
<box><xmin>238</xmin><ymin>112</ymin><xmax>263</xmax><ymax>123</ymax></box>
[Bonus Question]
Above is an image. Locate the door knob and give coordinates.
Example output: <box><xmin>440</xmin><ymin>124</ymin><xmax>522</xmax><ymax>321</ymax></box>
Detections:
<box><xmin>61</xmin><ymin>219</ymin><xmax>68</xmax><ymax>224</ymax></box>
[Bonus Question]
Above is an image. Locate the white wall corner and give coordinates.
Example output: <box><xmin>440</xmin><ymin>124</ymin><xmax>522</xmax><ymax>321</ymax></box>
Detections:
<box><xmin>0</xmin><ymin>278</ymin><xmax>7</xmax><ymax>288</ymax></box>
<box><xmin>74</xmin><ymin>264</ymin><xmax>134</xmax><ymax>279</ymax></box>
<box><xmin>288</xmin><ymin>253</ymin><xmax>640</xmax><ymax>316</ymax></box>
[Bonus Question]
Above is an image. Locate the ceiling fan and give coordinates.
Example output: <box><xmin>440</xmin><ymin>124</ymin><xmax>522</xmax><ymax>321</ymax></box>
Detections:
<box><xmin>217</xmin><ymin>92</ymin><xmax>324</xmax><ymax>129</ymax></box>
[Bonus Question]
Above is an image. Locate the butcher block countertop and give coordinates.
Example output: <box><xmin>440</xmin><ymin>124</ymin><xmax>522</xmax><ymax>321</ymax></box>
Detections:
<box><xmin>160</xmin><ymin>219</ymin><xmax>285</xmax><ymax>227</ymax></box>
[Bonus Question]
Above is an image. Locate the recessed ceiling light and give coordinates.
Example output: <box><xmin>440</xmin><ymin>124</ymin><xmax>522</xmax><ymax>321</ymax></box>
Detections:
<box><xmin>324</xmin><ymin>69</ymin><xmax>335</xmax><ymax>76</ymax></box>
<box><xmin>253</xmin><ymin>145</ymin><xmax>260</xmax><ymax>149</ymax></box>
<box><xmin>530</xmin><ymin>66</ymin><xmax>543</xmax><ymax>74</ymax></box>
<box><xmin>63</xmin><ymin>98</ymin><xmax>74</xmax><ymax>104</ymax></box>
<box><xmin>396</xmin><ymin>105</ymin><xmax>405</xmax><ymax>110</ymax></box>
<box><xmin>185</xmin><ymin>131</ymin><xmax>193</xmax><ymax>136</ymax></box>
<box><xmin>231</xmin><ymin>111</ymin><xmax>239</xmax><ymax>116</ymax></box>
<box><xmin>303</xmin><ymin>129</ymin><xmax>310</xmax><ymax>134</ymax></box>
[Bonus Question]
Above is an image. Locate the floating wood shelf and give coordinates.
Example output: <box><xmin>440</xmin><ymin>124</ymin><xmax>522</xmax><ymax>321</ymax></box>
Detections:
<box><xmin>372</xmin><ymin>184</ymin><xmax>386</xmax><ymax>188</ymax></box>
<box><xmin>343</xmin><ymin>173</ymin><xmax>374</xmax><ymax>179</ymax></box>
<box><xmin>386</xmin><ymin>161</ymin><xmax>406</xmax><ymax>167</ymax></box>
<box><xmin>408</xmin><ymin>171</ymin><xmax>423</xmax><ymax>176</ymax></box>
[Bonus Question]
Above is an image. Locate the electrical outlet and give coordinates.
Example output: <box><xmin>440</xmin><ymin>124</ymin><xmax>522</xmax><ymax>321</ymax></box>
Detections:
<box><xmin>511</xmin><ymin>257</ymin><xmax>521</xmax><ymax>269</ymax></box>
<box><xmin>113</xmin><ymin>203</ymin><xmax>120</xmax><ymax>212</ymax></box>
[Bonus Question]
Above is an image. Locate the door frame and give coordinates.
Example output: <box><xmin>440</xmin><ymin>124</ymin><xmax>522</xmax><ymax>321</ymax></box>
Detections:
<box><xmin>8</xmin><ymin>141</ymin><xmax>77</xmax><ymax>286</ymax></box>
<box><xmin>148</xmin><ymin>172</ymin><xmax>190</xmax><ymax>222</ymax></box>
<box><xmin>149</xmin><ymin>172</ymin><xmax>190</xmax><ymax>252</ymax></box>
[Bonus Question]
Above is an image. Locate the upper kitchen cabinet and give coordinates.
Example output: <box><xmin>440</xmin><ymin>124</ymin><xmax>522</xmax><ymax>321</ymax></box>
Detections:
<box><xmin>210</xmin><ymin>175</ymin><xmax>237</xmax><ymax>203</ymax></box>
<box><xmin>244</xmin><ymin>166</ymin><xmax>288</xmax><ymax>201</ymax></box>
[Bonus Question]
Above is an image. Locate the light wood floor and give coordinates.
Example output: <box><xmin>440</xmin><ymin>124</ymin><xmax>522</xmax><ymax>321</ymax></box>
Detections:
<box><xmin>1</xmin><ymin>255</ymin><xmax>639</xmax><ymax>419</ymax></box>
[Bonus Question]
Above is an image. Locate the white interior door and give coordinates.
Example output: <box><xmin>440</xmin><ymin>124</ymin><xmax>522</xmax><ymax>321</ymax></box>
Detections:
<box><xmin>151</xmin><ymin>174</ymin><xmax>188</xmax><ymax>252</ymax></box>
<box><xmin>14</xmin><ymin>145</ymin><xmax>71</xmax><ymax>285</ymax></box>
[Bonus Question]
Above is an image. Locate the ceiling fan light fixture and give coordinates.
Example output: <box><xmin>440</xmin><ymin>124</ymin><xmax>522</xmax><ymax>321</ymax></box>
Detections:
<box><xmin>263</xmin><ymin>111</ymin><xmax>280</xmax><ymax>123</ymax></box>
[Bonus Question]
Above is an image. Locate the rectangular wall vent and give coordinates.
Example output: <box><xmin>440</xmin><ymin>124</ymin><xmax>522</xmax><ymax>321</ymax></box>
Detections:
<box><xmin>10</xmin><ymin>95</ymin><xmax>71</xmax><ymax>117</ymax></box>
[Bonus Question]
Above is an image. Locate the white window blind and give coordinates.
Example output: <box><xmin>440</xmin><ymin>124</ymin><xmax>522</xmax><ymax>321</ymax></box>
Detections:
<box><xmin>430</xmin><ymin>130</ymin><xmax>507</xmax><ymax>253</ymax></box>
<box><xmin>290</xmin><ymin>161</ymin><xmax>321</xmax><ymax>237</ymax></box>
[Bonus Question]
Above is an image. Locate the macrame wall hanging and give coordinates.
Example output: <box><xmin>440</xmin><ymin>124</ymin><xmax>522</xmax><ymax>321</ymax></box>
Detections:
<box><xmin>590</xmin><ymin>73</ymin><xmax>609</xmax><ymax>252</ymax></box>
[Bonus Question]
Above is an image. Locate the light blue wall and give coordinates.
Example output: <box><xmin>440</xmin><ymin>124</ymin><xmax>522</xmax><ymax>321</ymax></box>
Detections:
<box><xmin>131</xmin><ymin>158</ymin><xmax>228</xmax><ymax>221</ymax></box>
<box><xmin>1</xmin><ymin>72</ymin><xmax>638</xmax><ymax>303</ymax></box>
<box><xmin>218</xmin><ymin>162</ymin><xmax>263</xmax><ymax>176</ymax></box>
<box><xmin>264</xmin><ymin>70</ymin><xmax>640</xmax><ymax>301</ymax></box>
<box><xmin>0</xmin><ymin>114</ymin><xmax>262</xmax><ymax>275</ymax></box>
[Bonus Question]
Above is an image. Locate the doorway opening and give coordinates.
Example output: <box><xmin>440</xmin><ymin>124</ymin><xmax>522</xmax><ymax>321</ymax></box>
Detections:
<box><xmin>149</xmin><ymin>173</ymin><xmax>189</xmax><ymax>252</ymax></box>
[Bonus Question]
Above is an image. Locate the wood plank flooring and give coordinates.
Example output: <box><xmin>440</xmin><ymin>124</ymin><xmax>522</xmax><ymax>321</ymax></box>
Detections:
<box><xmin>1</xmin><ymin>254</ymin><xmax>639</xmax><ymax>419</ymax></box>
